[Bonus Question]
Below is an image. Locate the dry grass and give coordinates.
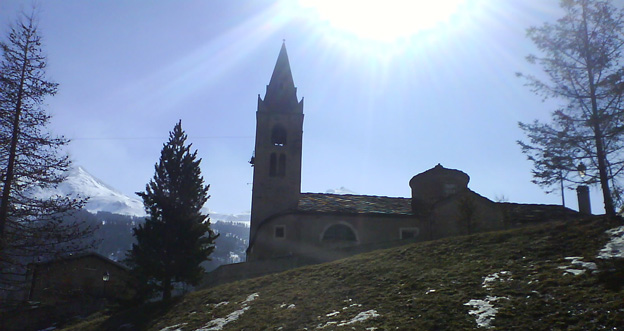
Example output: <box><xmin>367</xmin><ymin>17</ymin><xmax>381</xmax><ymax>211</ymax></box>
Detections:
<box><xmin>63</xmin><ymin>216</ymin><xmax>624</xmax><ymax>330</ymax></box>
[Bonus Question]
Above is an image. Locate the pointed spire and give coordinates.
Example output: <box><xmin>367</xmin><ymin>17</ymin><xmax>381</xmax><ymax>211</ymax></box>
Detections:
<box><xmin>262</xmin><ymin>41</ymin><xmax>300</xmax><ymax>112</ymax></box>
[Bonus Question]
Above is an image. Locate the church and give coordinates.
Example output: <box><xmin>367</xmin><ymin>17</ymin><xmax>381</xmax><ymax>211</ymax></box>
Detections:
<box><xmin>244</xmin><ymin>43</ymin><xmax>577</xmax><ymax>263</ymax></box>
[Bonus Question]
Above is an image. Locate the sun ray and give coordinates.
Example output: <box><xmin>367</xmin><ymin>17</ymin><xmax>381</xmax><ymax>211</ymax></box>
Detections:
<box><xmin>299</xmin><ymin>0</ymin><xmax>470</xmax><ymax>42</ymax></box>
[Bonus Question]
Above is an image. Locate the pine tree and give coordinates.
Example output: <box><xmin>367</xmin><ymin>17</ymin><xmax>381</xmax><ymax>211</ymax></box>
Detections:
<box><xmin>0</xmin><ymin>12</ymin><xmax>93</xmax><ymax>299</ymax></box>
<box><xmin>128</xmin><ymin>121</ymin><xmax>218</xmax><ymax>301</ymax></box>
<box><xmin>517</xmin><ymin>0</ymin><xmax>624</xmax><ymax>217</ymax></box>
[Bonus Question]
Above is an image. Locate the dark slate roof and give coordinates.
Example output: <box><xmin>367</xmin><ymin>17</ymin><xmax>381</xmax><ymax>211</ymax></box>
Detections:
<box><xmin>31</xmin><ymin>252</ymin><xmax>129</xmax><ymax>270</ymax></box>
<box><xmin>498</xmin><ymin>202</ymin><xmax>579</xmax><ymax>224</ymax></box>
<box><xmin>297</xmin><ymin>193</ymin><xmax>412</xmax><ymax>216</ymax></box>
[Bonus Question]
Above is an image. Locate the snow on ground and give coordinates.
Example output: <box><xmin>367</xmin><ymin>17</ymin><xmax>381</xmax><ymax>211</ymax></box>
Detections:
<box><xmin>209</xmin><ymin>301</ymin><xmax>229</xmax><ymax>308</ymax></box>
<box><xmin>160</xmin><ymin>323</ymin><xmax>188</xmax><ymax>331</ymax></box>
<box><xmin>465</xmin><ymin>296</ymin><xmax>504</xmax><ymax>329</ymax></box>
<box><xmin>278</xmin><ymin>303</ymin><xmax>296</xmax><ymax>309</ymax></box>
<box><xmin>194</xmin><ymin>293</ymin><xmax>259</xmax><ymax>331</ymax></box>
<box><xmin>482</xmin><ymin>271</ymin><xmax>511</xmax><ymax>288</ymax></box>
<box><xmin>558</xmin><ymin>257</ymin><xmax>597</xmax><ymax>276</ymax></box>
<box><xmin>337</xmin><ymin>310</ymin><xmax>380</xmax><ymax>326</ymax></box>
<box><xmin>467</xmin><ymin>271</ymin><xmax>511</xmax><ymax>329</ymax></box>
<box><xmin>316</xmin><ymin>300</ymin><xmax>380</xmax><ymax>329</ymax></box>
<box><xmin>598</xmin><ymin>226</ymin><xmax>624</xmax><ymax>259</ymax></box>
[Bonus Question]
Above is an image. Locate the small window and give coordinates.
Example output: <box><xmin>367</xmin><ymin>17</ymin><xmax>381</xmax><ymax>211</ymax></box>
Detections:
<box><xmin>275</xmin><ymin>225</ymin><xmax>285</xmax><ymax>238</ymax></box>
<box><xmin>271</xmin><ymin>125</ymin><xmax>287</xmax><ymax>146</ymax></box>
<box><xmin>400</xmin><ymin>227</ymin><xmax>419</xmax><ymax>240</ymax></box>
<box><xmin>443</xmin><ymin>183</ymin><xmax>457</xmax><ymax>195</ymax></box>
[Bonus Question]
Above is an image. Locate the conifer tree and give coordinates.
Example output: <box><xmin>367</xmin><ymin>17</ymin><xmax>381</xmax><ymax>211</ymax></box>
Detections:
<box><xmin>517</xmin><ymin>0</ymin><xmax>624</xmax><ymax>217</ymax></box>
<box><xmin>128</xmin><ymin>121</ymin><xmax>218</xmax><ymax>301</ymax></box>
<box><xmin>0</xmin><ymin>12</ymin><xmax>93</xmax><ymax>298</ymax></box>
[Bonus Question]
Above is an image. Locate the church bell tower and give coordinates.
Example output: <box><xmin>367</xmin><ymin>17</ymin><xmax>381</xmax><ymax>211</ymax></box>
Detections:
<box><xmin>249</xmin><ymin>42</ymin><xmax>304</xmax><ymax>251</ymax></box>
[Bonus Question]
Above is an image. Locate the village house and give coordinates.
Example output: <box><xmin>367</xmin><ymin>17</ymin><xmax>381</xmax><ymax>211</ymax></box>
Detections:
<box><xmin>1</xmin><ymin>253</ymin><xmax>134</xmax><ymax>330</ymax></box>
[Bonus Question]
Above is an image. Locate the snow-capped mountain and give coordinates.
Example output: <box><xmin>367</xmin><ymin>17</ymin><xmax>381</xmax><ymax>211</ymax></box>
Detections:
<box><xmin>325</xmin><ymin>187</ymin><xmax>356</xmax><ymax>195</ymax></box>
<box><xmin>32</xmin><ymin>166</ymin><xmax>251</xmax><ymax>223</ymax></box>
<box><xmin>34</xmin><ymin>166</ymin><xmax>147</xmax><ymax>217</ymax></box>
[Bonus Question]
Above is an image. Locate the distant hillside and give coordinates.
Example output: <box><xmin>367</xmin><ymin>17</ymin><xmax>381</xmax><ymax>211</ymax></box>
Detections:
<box><xmin>29</xmin><ymin>165</ymin><xmax>250</xmax><ymax>269</ymax></box>
<box><xmin>76</xmin><ymin>210</ymin><xmax>248</xmax><ymax>270</ymax></box>
<box><xmin>62</xmin><ymin>216</ymin><xmax>624</xmax><ymax>330</ymax></box>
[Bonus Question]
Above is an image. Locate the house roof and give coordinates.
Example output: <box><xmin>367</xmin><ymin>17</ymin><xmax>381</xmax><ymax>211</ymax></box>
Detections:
<box><xmin>498</xmin><ymin>202</ymin><xmax>579</xmax><ymax>224</ymax></box>
<box><xmin>30</xmin><ymin>252</ymin><xmax>129</xmax><ymax>271</ymax></box>
<box><xmin>297</xmin><ymin>193</ymin><xmax>413</xmax><ymax>216</ymax></box>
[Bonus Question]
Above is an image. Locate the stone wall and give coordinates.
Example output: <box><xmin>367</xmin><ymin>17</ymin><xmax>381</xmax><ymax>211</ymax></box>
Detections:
<box><xmin>249</xmin><ymin>213</ymin><xmax>419</xmax><ymax>260</ymax></box>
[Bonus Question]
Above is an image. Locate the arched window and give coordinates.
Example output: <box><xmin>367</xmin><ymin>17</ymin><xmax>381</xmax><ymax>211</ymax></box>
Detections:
<box><xmin>278</xmin><ymin>154</ymin><xmax>286</xmax><ymax>177</ymax></box>
<box><xmin>269</xmin><ymin>153</ymin><xmax>277</xmax><ymax>177</ymax></box>
<box><xmin>322</xmin><ymin>224</ymin><xmax>357</xmax><ymax>242</ymax></box>
<box><xmin>270</xmin><ymin>153</ymin><xmax>286</xmax><ymax>177</ymax></box>
<box><xmin>271</xmin><ymin>125</ymin><xmax>287</xmax><ymax>146</ymax></box>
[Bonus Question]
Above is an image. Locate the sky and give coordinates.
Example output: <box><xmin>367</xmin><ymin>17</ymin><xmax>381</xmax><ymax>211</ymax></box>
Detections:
<box><xmin>0</xmin><ymin>0</ymin><xmax>611</xmax><ymax>215</ymax></box>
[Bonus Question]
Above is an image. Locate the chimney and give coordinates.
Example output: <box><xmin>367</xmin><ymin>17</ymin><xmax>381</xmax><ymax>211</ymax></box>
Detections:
<box><xmin>576</xmin><ymin>185</ymin><xmax>591</xmax><ymax>214</ymax></box>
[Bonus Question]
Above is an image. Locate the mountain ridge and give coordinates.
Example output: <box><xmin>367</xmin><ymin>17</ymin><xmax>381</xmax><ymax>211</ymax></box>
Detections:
<box><xmin>34</xmin><ymin>166</ymin><xmax>250</xmax><ymax>223</ymax></box>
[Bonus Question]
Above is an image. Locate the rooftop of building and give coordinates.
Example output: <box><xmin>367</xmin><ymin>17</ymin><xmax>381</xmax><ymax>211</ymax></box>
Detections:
<box><xmin>296</xmin><ymin>192</ymin><xmax>578</xmax><ymax>223</ymax></box>
<box><xmin>297</xmin><ymin>193</ymin><xmax>413</xmax><ymax>216</ymax></box>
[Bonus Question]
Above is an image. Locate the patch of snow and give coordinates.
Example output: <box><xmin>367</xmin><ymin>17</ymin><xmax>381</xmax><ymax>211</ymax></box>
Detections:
<box><xmin>559</xmin><ymin>268</ymin><xmax>586</xmax><ymax>276</ymax></box>
<box><xmin>31</xmin><ymin>166</ymin><xmax>147</xmax><ymax>217</ymax></box>
<box><xmin>242</xmin><ymin>293</ymin><xmax>259</xmax><ymax>304</ymax></box>
<box><xmin>337</xmin><ymin>310</ymin><xmax>380</xmax><ymax>326</ymax></box>
<box><xmin>565</xmin><ymin>257</ymin><xmax>597</xmax><ymax>270</ymax></box>
<box><xmin>317</xmin><ymin>306</ymin><xmax>380</xmax><ymax>329</ymax></box>
<box><xmin>160</xmin><ymin>323</ymin><xmax>188</xmax><ymax>331</ymax></box>
<box><xmin>317</xmin><ymin>321</ymin><xmax>338</xmax><ymax>329</ymax></box>
<box><xmin>559</xmin><ymin>257</ymin><xmax>597</xmax><ymax>276</ymax></box>
<box><xmin>279</xmin><ymin>303</ymin><xmax>296</xmax><ymax>309</ymax></box>
<box><xmin>426</xmin><ymin>289</ymin><xmax>436</xmax><ymax>294</ymax></box>
<box><xmin>343</xmin><ymin>303</ymin><xmax>362</xmax><ymax>310</ymax></box>
<box><xmin>598</xmin><ymin>226</ymin><xmax>624</xmax><ymax>259</ymax></box>
<box><xmin>465</xmin><ymin>296</ymin><xmax>504</xmax><ymax>329</ymax></box>
<box><xmin>196</xmin><ymin>293</ymin><xmax>259</xmax><ymax>331</ymax></box>
<box><xmin>482</xmin><ymin>271</ymin><xmax>511</xmax><ymax>288</ymax></box>
<box><xmin>326</xmin><ymin>311</ymin><xmax>340</xmax><ymax>317</ymax></box>
<box><xmin>210</xmin><ymin>301</ymin><xmax>229</xmax><ymax>308</ymax></box>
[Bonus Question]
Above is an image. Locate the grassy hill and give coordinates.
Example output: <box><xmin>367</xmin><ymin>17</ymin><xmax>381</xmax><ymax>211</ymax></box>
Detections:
<box><xmin>65</xmin><ymin>216</ymin><xmax>624</xmax><ymax>330</ymax></box>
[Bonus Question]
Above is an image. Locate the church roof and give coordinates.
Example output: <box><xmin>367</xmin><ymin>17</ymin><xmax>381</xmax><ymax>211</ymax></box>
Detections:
<box><xmin>498</xmin><ymin>202</ymin><xmax>579</xmax><ymax>224</ymax></box>
<box><xmin>262</xmin><ymin>42</ymin><xmax>300</xmax><ymax>111</ymax></box>
<box><xmin>297</xmin><ymin>193</ymin><xmax>412</xmax><ymax>216</ymax></box>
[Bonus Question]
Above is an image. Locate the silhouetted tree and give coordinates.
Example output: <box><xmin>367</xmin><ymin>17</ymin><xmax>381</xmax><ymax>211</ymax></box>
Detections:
<box><xmin>128</xmin><ymin>121</ymin><xmax>218</xmax><ymax>301</ymax></box>
<box><xmin>0</xmin><ymin>11</ymin><xmax>93</xmax><ymax>299</ymax></box>
<box><xmin>517</xmin><ymin>0</ymin><xmax>624</xmax><ymax>217</ymax></box>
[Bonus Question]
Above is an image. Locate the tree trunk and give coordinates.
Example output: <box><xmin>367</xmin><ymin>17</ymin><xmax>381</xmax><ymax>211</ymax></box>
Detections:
<box><xmin>581</xmin><ymin>2</ymin><xmax>616</xmax><ymax>218</ymax></box>
<box><xmin>0</xmin><ymin>39</ymin><xmax>30</xmax><ymax>239</ymax></box>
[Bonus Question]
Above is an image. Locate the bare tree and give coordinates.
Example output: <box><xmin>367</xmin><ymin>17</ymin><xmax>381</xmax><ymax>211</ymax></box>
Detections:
<box><xmin>517</xmin><ymin>0</ymin><xmax>624</xmax><ymax>217</ymax></box>
<box><xmin>0</xmin><ymin>11</ymin><xmax>94</xmax><ymax>301</ymax></box>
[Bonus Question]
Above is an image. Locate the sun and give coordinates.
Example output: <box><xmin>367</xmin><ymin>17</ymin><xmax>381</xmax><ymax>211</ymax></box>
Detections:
<box><xmin>299</xmin><ymin>0</ymin><xmax>468</xmax><ymax>43</ymax></box>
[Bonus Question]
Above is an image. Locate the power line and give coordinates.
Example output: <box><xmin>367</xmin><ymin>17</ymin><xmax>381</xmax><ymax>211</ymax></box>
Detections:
<box><xmin>69</xmin><ymin>136</ymin><xmax>254</xmax><ymax>141</ymax></box>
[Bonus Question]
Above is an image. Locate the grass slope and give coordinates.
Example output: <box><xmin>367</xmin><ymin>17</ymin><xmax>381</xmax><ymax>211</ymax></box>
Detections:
<box><xmin>65</xmin><ymin>216</ymin><xmax>624</xmax><ymax>330</ymax></box>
